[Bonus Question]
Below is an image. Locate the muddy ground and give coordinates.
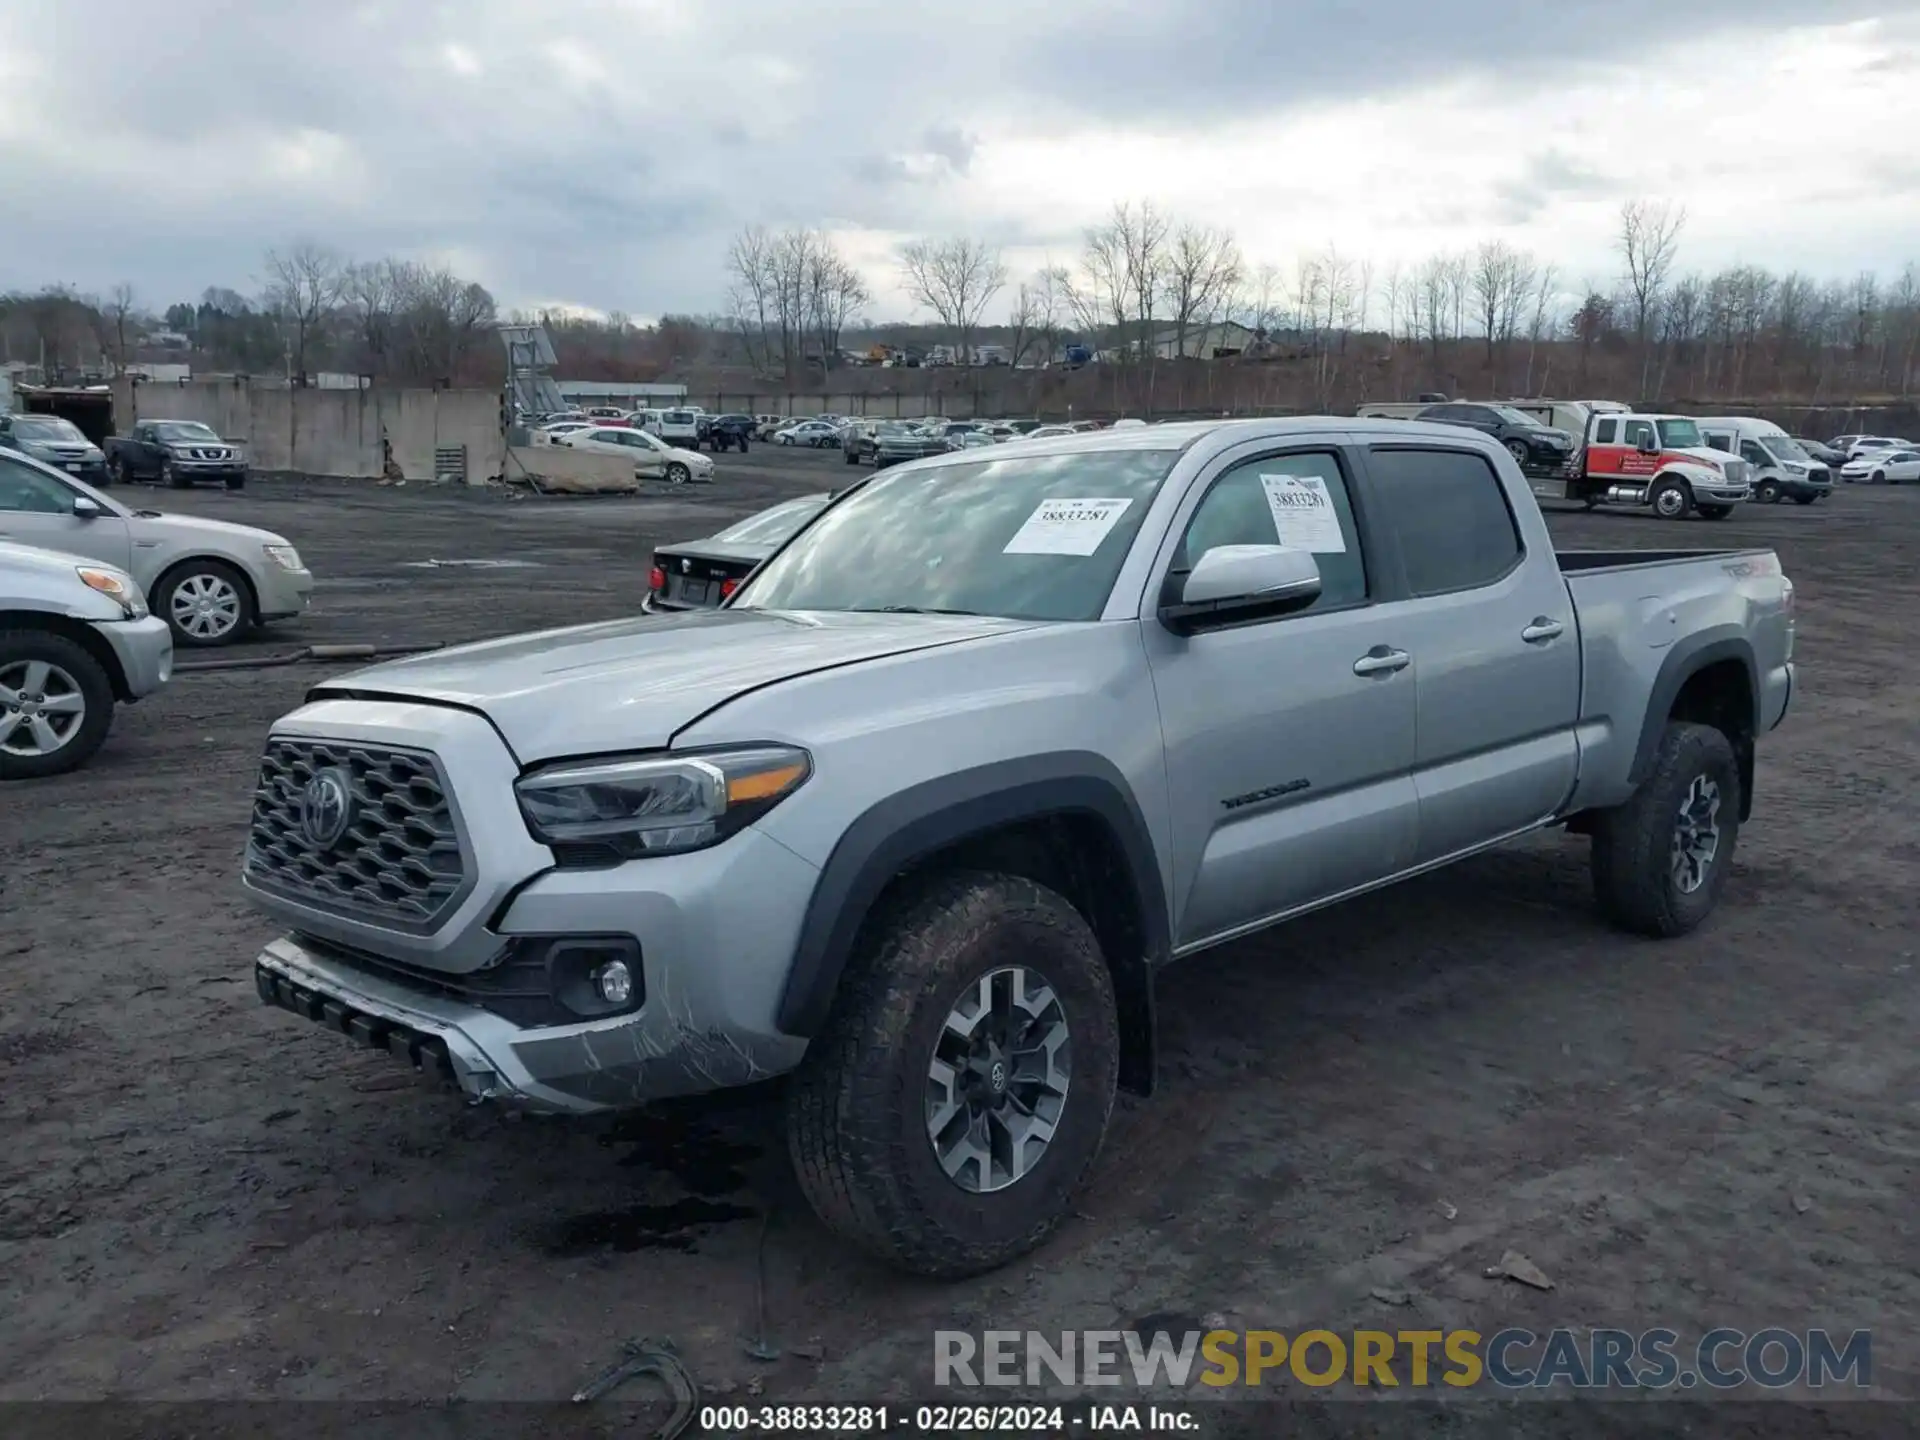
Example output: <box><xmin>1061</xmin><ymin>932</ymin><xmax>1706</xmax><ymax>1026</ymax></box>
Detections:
<box><xmin>2</xmin><ymin>448</ymin><xmax>1915</xmax><ymax>1433</ymax></box>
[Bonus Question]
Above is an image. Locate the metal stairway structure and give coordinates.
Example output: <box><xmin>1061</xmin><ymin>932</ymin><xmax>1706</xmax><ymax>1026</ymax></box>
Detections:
<box><xmin>497</xmin><ymin>322</ymin><xmax>567</xmax><ymax>419</ymax></box>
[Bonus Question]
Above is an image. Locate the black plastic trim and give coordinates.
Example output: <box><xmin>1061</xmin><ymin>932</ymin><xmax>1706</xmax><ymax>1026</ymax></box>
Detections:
<box><xmin>775</xmin><ymin>752</ymin><xmax>1169</xmax><ymax>1048</ymax></box>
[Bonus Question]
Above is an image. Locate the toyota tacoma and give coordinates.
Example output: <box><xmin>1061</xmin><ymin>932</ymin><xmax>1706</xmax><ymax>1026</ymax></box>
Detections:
<box><xmin>244</xmin><ymin>418</ymin><xmax>1796</xmax><ymax>1278</ymax></box>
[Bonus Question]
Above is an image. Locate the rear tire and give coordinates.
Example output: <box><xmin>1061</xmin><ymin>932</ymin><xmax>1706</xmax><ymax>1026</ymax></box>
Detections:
<box><xmin>0</xmin><ymin>629</ymin><xmax>115</xmax><ymax>780</ymax></box>
<box><xmin>787</xmin><ymin>870</ymin><xmax>1119</xmax><ymax>1279</ymax></box>
<box><xmin>1590</xmin><ymin>721</ymin><xmax>1740</xmax><ymax>938</ymax></box>
<box><xmin>1794</xmin><ymin>495</ymin><xmax>1817</xmax><ymax>505</ymax></box>
<box><xmin>1697</xmin><ymin>503</ymin><xmax>1734</xmax><ymax>520</ymax></box>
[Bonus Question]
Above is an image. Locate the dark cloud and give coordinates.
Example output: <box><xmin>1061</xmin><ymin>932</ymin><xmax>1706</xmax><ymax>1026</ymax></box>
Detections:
<box><xmin>0</xmin><ymin>0</ymin><xmax>1907</xmax><ymax>316</ymax></box>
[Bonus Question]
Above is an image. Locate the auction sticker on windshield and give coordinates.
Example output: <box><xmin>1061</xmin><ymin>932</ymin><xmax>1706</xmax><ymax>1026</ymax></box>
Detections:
<box><xmin>1259</xmin><ymin>474</ymin><xmax>1347</xmax><ymax>552</ymax></box>
<box><xmin>1003</xmin><ymin>497</ymin><xmax>1134</xmax><ymax>556</ymax></box>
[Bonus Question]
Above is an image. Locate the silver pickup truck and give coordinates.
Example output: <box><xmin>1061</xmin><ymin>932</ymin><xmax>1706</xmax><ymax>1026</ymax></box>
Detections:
<box><xmin>245</xmin><ymin>418</ymin><xmax>1795</xmax><ymax>1277</ymax></box>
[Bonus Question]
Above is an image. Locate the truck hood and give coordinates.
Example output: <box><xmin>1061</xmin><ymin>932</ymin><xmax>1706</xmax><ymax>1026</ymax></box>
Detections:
<box><xmin>311</xmin><ymin>607</ymin><xmax>1040</xmax><ymax>761</ymax></box>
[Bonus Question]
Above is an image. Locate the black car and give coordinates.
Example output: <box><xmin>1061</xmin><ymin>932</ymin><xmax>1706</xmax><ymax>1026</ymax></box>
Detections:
<box><xmin>846</xmin><ymin>421</ymin><xmax>949</xmax><ymax>469</ymax></box>
<box><xmin>1795</xmin><ymin>437</ymin><xmax>1845</xmax><ymax>468</ymax></box>
<box><xmin>1414</xmin><ymin>402</ymin><xmax>1575</xmax><ymax>474</ymax></box>
<box><xmin>696</xmin><ymin>413</ymin><xmax>755</xmax><ymax>452</ymax></box>
<box><xmin>104</xmin><ymin>419</ymin><xmax>249</xmax><ymax>488</ymax></box>
<box><xmin>645</xmin><ymin>492</ymin><xmax>833</xmax><ymax>610</ymax></box>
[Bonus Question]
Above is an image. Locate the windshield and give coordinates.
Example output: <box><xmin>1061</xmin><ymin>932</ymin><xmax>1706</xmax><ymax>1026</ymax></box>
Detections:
<box><xmin>1655</xmin><ymin>419</ymin><xmax>1704</xmax><ymax>449</ymax></box>
<box><xmin>1762</xmin><ymin>436</ymin><xmax>1810</xmax><ymax>464</ymax></box>
<box><xmin>13</xmin><ymin>416</ymin><xmax>88</xmax><ymax>442</ymax></box>
<box><xmin>155</xmin><ymin>421</ymin><xmax>219</xmax><ymax>441</ymax></box>
<box><xmin>712</xmin><ymin>495</ymin><xmax>830</xmax><ymax>545</ymax></box>
<box><xmin>664</xmin><ymin>411</ymin><xmax>694</xmax><ymax>423</ymax></box>
<box><xmin>734</xmin><ymin>449</ymin><xmax>1181</xmax><ymax>621</ymax></box>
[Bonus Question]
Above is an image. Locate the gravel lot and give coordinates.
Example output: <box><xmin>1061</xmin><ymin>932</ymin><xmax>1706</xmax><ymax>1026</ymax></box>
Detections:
<box><xmin>3</xmin><ymin>447</ymin><xmax>1914</xmax><ymax>1430</ymax></box>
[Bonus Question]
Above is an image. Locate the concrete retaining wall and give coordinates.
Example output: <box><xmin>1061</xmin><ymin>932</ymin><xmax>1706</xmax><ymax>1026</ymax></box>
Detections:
<box><xmin>504</xmin><ymin>444</ymin><xmax>638</xmax><ymax>494</ymax></box>
<box><xmin>114</xmin><ymin>378</ymin><xmax>503</xmax><ymax>483</ymax></box>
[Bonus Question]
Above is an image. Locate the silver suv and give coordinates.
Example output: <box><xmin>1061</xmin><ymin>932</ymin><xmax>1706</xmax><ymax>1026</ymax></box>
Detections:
<box><xmin>1</xmin><ymin>539</ymin><xmax>172</xmax><ymax>778</ymax></box>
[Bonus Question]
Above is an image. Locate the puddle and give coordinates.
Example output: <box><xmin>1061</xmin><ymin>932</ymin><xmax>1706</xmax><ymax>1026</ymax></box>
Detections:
<box><xmin>399</xmin><ymin>558</ymin><xmax>544</xmax><ymax>569</ymax></box>
<box><xmin>597</xmin><ymin>1110</ymin><xmax>763</xmax><ymax>1194</ymax></box>
<box><xmin>541</xmin><ymin>1197</ymin><xmax>757</xmax><ymax>1256</ymax></box>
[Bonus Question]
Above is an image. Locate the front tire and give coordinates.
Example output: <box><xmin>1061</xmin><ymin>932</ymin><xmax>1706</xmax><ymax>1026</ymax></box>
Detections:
<box><xmin>161</xmin><ymin>458</ymin><xmax>189</xmax><ymax>489</ymax></box>
<box><xmin>1590</xmin><ymin>721</ymin><xmax>1741</xmax><ymax>938</ymax></box>
<box><xmin>787</xmin><ymin>871</ymin><xmax>1119</xmax><ymax>1279</ymax></box>
<box><xmin>1697</xmin><ymin>503</ymin><xmax>1734</xmax><ymax>520</ymax></box>
<box><xmin>1754</xmin><ymin>479</ymin><xmax>1781</xmax><ymax>503</ymax></box>
<box><xmin>1650</xmin><ymin>477</ymin><xmax>1693</xmax><ymax>520</ymax></box>
<box><xmin>224</xmin><ymin>472</ymin><xmax>246</xmax><ymax>490</ymax></box>
<box><xmin>665</xmin><ymin>462</ymin><xmax>691</xmax><ymax>485</ymax></box>
<box><xmin>1794</xmin><ymin>495</ymin><xmax>1818</xmax><ymax>505</ymax></box>
<box><xmin>1872</xmin><ymin>470</ymin><xmax>1886</xmax><ymax>485</ymax></box>
<box><xmin>156</xmin><ymin>559</ymin><xmax>255</xmax><ymax>647</ymax></box>
<box><xmin>1505</xmin><ymin>439</ymin><xmax>1531</xmax><ymax>468</ymax></box>
<box><xmin>0</xmin><ymin>629</ymin><xmax>115</xmax><ymax>780</ymax></box>
<box><xmin>108</xmin><ymin>455</ymin><xmax>129</xmax><ymax>486</ymax></box>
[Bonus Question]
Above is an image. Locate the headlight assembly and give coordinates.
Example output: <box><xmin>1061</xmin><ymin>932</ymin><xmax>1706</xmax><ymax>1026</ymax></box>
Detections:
<box><xmin>515</xmin><ymin>745</ymin><xmax>811</xmax><ymax>861</ymax></box>
<box><xmin>76</xmin><ymin>566</ymin><xmax>147</xmax><ymax>618</ymax></box>
<box><xmin>263</xmin><ymin>544</ymin><xmax>304</xmax><ymax>571</ymax></box>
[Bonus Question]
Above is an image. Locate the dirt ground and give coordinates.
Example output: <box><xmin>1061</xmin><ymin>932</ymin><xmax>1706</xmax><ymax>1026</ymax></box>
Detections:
<box><xmin>2</xmin><ymin>447</ymin><xmax>1915</xmax><ymax>1432</ymax></box>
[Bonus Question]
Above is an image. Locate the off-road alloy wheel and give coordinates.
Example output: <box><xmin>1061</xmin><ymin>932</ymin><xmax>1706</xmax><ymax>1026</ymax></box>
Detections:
<box><xmin>0</xmin><ymin>630</ymin><xmax>115</xmax><ymax>780</ymax></box>
<box><xmin>787</xmin><ymin>871</ymin><xmax>1119</xmax><ymax>1278</ymax></box>
<box><xmin>157</xmin><ymin>560</ymin><xmax>254</xmax><ymax>647</ymax></box>
<box><xmin>1651</xmin><ymin>478</ymin><xmax>1693</xmax><ymax>520</ymax></box>
<box><xmin>1591</xmin><ymin>721</ymin><xmax>1741</xmax><ymax>937</ymax></box>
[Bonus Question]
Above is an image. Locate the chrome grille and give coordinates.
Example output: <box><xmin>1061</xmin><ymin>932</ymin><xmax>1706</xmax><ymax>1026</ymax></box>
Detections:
<box><xmin>1722</xmin><ymin>459</ymin><xmax>1749</xmax><ymax>484</ymax></box>
<box><xmin>247</xmin><ymin>738</ymin><xmax>468</xmax><ymax>932</ymax></box>
<box><xmin>191</xmin><ymin>446</ymin><xmax>230</xmax><ymax>460</ymax></box>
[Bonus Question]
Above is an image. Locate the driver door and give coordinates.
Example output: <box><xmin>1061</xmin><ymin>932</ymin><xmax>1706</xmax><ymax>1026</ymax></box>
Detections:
<box><xmin>0</xmin><ymin>455</ymin><xmax>133</xmax><ymax>569</ymax></box>
<box><xmin>625</xmin><ymin>431</ymin><xmax>667</xmax><ymax>478</ymax></box>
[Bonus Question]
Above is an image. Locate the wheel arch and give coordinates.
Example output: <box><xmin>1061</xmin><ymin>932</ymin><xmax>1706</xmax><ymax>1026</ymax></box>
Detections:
<box><xmin>154</xmin><ymin>553</ymin><xmax>261</xmax><ymax>616</ymax></box>
<box><xmin>0</xmin><ymin>611</ymin><xmax>129</xmax><ymax>699</ymax></box>
<box><xmin>1630</xmin><ymin>635</ymin><xmax>1760</xmax><ymax>821</ymax></box>
<box><xmin>778</xmin><ymin>752</ymin><xmax>1170</xmax><ymax>1096</ymax></box>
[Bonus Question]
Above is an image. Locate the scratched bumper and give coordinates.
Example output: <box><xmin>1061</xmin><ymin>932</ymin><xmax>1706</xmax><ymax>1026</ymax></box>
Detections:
<box><xmin>256</xmin><ymin>934</ymin><xmax>806</xmax><ymax>1113</ymax></box>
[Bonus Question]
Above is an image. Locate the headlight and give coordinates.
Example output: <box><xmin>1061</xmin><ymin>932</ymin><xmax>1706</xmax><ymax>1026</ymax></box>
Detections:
<box><xmin>1784</xmin><ymin>463</ymin><xmax>1808</xmax><ymax>474</ymax></box>
<box><xmin>76</xmin><ymin>566</ymin><xmax>147</xmax><ymax>618</ymax></box>
<box><xmin>515</xmin><ymin>744</ymin><xmax>812</xmax><ymax>861</ymax></box>
<box><xmin>263</xmin><ymin>544</ymin><xmax>304</xmax><ymax>571</ymax></box>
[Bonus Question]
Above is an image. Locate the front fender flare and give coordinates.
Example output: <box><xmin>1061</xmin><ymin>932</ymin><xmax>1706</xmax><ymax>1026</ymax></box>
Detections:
<box><xmin>775</xmin><ymin>752</ymin><xmax>1170</xmax><ymax>1080</ymax></box>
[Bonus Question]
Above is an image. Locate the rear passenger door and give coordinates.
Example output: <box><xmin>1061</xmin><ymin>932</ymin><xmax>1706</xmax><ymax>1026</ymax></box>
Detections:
<box><xmin>1143</xmin><ymin>443</ymin><xmax>1420</xmax><ymax>949</ymax></box>
<box><xmin>1356</xmin><ymin>443</ymin><xmax>1580</xmax><ymax>863</ymax></box>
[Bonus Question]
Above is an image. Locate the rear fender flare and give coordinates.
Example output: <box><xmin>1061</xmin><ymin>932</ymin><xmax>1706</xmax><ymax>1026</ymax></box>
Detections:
<box><xmin>1630</xmin><ymin>632</ymin><xmax>1760</xmax><ymax>817</ymax></box>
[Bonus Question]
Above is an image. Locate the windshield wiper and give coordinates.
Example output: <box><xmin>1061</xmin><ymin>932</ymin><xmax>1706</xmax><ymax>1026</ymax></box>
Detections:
<box><xmin>852</xmin><ymin>605</ymin><xmax>983</xmax><ymax>616</ymax></box>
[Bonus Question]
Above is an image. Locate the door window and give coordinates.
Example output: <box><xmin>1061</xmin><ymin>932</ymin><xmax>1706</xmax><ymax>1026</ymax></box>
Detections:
<box><xmin>1172</xmin><ymin>451</ymin><xmax>1367</xmax><ymax>614</ymax></box>
<box><xmin>1622</xmin><ymin>420</ymin><xmax>1656</xmax><ymax>448</ymax></box>
<box><xmin>1367</xmin><ymin>448</ymin><xmax>1524</xmax><ymax>597</ymax></box>
<box><xmin>1739</xmin><ymin>441</ymin><xmax>1770</xmax><ymax>467</ymax></box>
<box><xmin>0</xmin><ymin>457</ymin><xmax>76</xmax><ymax>513</ymax></box>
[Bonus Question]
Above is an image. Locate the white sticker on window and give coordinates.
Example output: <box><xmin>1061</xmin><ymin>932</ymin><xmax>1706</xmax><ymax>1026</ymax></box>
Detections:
<box><xmin>1003</xmin><ymin>497</ymin><xmax>1134</xmax><ymax>556</ymax></box>
<box><xmin>1259</xmin><ymin>473</ymin><xmax>1348</xmax><ymax>553</ymax></box>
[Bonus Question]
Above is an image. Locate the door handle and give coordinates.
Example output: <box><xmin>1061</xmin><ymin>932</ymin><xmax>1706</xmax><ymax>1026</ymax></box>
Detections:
<box><xmin>1521</xmin><ymin>617</ymin><xmax>1565</xmax><ymax>643</ymax></box>
<box><xmin>1352</xmin><ymin>646</ymin><xmax>1410</xmax><ymax>676</ymax></box>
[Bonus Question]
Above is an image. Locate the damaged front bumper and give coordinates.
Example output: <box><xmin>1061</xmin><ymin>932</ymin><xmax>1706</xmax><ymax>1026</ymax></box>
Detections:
<box><xmin>256</xmin><ymin>926</ymin><xmax>811</xmax><ymax>1115</ymax></box>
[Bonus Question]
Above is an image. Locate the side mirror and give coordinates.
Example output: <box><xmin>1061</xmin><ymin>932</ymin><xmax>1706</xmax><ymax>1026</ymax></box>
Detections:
<box><xmin>73</xmin><ymin>496</ymin><xmax>103</xmax><ymax>520</ymax></box>
<box><xmin>1160</xmin><ymin>545</ymin><xmax>1322</xmax><ymax>636</ymax></box>
<box><xmin>1636</xmin><ymin>435</ymin><xmax>1660</xmax><ymax>455</ymax></box>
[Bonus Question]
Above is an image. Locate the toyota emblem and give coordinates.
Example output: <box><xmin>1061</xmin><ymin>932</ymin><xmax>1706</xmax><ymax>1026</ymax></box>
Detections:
<box><xmin>300</xmin><ymin>767</ymin><xmax>352</xmax><ymax>850</ymax></box>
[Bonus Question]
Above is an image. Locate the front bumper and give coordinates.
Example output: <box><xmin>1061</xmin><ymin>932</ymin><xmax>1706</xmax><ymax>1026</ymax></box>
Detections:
<box><xmin>92</xmin><ymin>614</ymin><xmax>173</xmax><ymax>698</ymax></box>
<box><xmin>1699</xmin><ymin>483</ymin><xmax>1751</xmax><ymax>503</ymax></box>
<box><xmin>243</xmin><ymin>698</ymin><xmax>819</xmax><ymax>1112</ymax></box>
<box><xmin>256</xmin><ymin>566</ymin><xmax>314</xmax><ymax>622</ymax></box>
<box><xmin>172</xmin><ymin>461</ymin><xmax>249</xmax><ymax>480</ymax></box>
<box><xmin>40</xmin><ymin>455</ymin><xmax>109</xmax><ymax>484</ymax></box>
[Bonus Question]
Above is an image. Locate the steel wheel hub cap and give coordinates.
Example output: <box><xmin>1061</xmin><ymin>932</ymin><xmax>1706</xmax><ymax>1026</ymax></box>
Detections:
<box><xmin>172</xmin><ymin>575</ymin><xmax>240</xmax><ymax>638</ymax></box>
<box><xmin>1671</xmin><ymin>774</ymin><xmax>1722</xmax><ymax>894</ymax></box>
<box><xmin>925</xmin><ymin>965</ymin><xmax>1071</xmax><ymax>1194</ymax></box>
<box><xmin>0</xmin><ymin>659</ymin><xmax>85</xmax><ymax>756</ymax></box>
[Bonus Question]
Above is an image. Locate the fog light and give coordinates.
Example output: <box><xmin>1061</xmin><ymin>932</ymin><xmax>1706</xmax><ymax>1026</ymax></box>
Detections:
<box><xmin>592</xmin><ymin>959</ymin><xmax>634</xmax><ymax>1006</ymax></box>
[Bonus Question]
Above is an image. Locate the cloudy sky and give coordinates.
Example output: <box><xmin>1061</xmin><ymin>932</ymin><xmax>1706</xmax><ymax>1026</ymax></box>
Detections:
<box><xmin>4</xmin><ymin>1</ymin><xmax>1919</xmax><ymax>324</ymax></box>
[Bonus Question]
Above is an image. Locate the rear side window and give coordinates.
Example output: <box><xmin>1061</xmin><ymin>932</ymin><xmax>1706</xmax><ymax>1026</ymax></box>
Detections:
<box><xmin>1367</xmin><ymin>448</ymin><xmax>1523</xmax><ymax>597</ymax></box>
<box><xmin>1704</xmin><ymin>433</ymin><xmax>1733</xmax><ymax>452</ymax></box>
<box><xmin>1593</xmin><ymin>419</ymin><xmax>1617</xmax><ymax>443</ymax></box>
<box><xmin>1173</xmin><ymin>450</ymin><xmax>1367</xmax><ymax>614</ymax></box>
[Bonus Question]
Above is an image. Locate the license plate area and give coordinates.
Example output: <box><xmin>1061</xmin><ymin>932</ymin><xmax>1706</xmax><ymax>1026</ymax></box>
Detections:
<box><xmin>677</xmin><ymin>577</ymin><xmax>711</xmax><ymax>604</ymax></box>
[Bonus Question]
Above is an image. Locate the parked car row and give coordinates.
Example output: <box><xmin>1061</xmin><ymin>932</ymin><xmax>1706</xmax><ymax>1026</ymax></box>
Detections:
<box><xmin>1</xmin><ymin>414</ymin><xmax>250</xmax><ymax>490</ymax></box>
<box><xmin>0</xmin><ymin>438</ymin><xmax>319</xmax><ymax>778</ymax></box>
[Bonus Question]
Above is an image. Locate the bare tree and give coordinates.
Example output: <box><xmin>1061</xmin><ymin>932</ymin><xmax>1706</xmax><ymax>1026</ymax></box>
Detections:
<box><xmin>1522</xmin><ymin>263</ymin><xmax>1560</xmax><ymax>394</ymax></box>
<box><xmin>897</xmin><ymin>237</ymin><xmax>1006</xmax><ymax>365</ymax></box>
<box><xmin>104</xmin><ymin>283</ymin><xmax>139</xmax><ymax>373</ymax></box>
<box><xmin>1618</xmin><ymin>198</ymin><xmax>1687</xmax><ymax>396</ymax></box>
<box><xmin>805</xmin><ymin>246</ymin><xmax>869</xmax><ymax>365</ymax></box>
<box><xmin>343</xmin><ymin>260</ymin><xmax>402</xmax><ymax>376</ymax></box>
<box><xmin>724</xmin><ymin>225</ymin><xmax>777</xmax><ymax>373</ymax></box>
<box><xmin>1162</xmin><ymin>223</ymin><xmax>1243</xmax><ymax>358</ymax></box>
<box><xmin>263</xmin><ymin>241</ymin><xmax>348</xmax><ymax>381</ymax></box>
